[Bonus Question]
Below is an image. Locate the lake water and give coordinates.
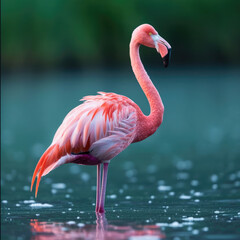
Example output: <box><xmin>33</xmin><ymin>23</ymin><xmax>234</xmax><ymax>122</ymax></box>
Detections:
<box><xmin>1</xmin><ymin>68</ymin><xmax>240</xmax><ymax>239</ymax></box>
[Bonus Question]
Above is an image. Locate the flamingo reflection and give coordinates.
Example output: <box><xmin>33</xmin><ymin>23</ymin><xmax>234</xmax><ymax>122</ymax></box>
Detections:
<box><xmin>30</xmin><ymin>213</ymin><xmax>165</xmax><ymax>240</ymax></box>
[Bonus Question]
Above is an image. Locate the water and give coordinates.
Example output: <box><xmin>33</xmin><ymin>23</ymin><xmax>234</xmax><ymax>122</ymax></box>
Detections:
<box><xmin>2</xmin><ymin>69</ymin><xmax>240</xmax><ymax>239</ymax></box>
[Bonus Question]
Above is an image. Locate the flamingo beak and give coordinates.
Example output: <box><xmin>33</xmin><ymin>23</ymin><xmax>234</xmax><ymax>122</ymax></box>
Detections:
<box><xmin>151</xmin><ymin>34</ymin><xmax>171</xmax><ymax>68</ymax></box>
<box><xmin>162</xmin><ymin>48</ymin><xmax>171</xmax><ymax>68</ymax></box>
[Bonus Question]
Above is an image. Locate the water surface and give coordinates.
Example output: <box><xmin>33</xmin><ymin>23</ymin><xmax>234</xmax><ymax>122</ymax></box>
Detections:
<box><xmin>2</xmin><ymin>69</ymin><xmax>240</xmax><ymax>239</ymax></box>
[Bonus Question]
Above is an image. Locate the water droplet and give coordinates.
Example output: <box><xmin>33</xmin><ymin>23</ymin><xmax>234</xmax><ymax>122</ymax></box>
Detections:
<box><xmin>23</xmin><ymin>200</ymin><xmax>35</xmax><ymax>204</ymax></box>
<box><xmin>194</xmin><ymin>192</ymin><xmax>203</xmax><ymax>197</ymax></box>
<box><xmin>234</xmin><ymin>181</ymin><xmax>240</xmax><ymax>187</ymax></box>
<box><xmin>146</xmin><ymin>164</ymin><xmax>157</xmax><ymax>173</ymax></box>
<box><xmin>67</xmin><ymin>221</ymin><xmax>76</xmax><ymax>225</ymax></box>
<box><xmin>107</xmin><ymin>194</ymin><xmax>117</xmax><ymax>199</ymax></box>
<box><xmin>23</xmin><ymin>186</ymin><xmax>30</xmax><ymax>191</ymax></box>
<box><xmin>192</xmin><ymin>229</ymin><xmax>199</xmax><ymax>235</ymax></box>
<box><xmin>51</xmin><ymin>189</ymin><xmax>57</xmax><ymax>194</ymax></box>
<box><xmin>202</xmin><ymin>227</ymin><xmax>209</xmax><ymax>232</ymax></box>
<box><xmin>77</xmin><ymin>223</ymin><xmax>85</xmax><ymax>227</ymax></box>
<box><xmin>177</xmin><ymin>172</ymin><xmax>189</xmax><ymax>180</ymax></box>
<box><xmin>52</xmin><ymin>183</ymin><xmax>66</xmax><ymax>189</ymax></box>
<box><xmin>179</xmin><ymin>194</ymin><xmax>191</xmax><ymax>200</ymax></box>
<box><xmin>173</xmin><ymin>237</ymin><xmax>181</xmax><ymax>240</ymax></box>
<box><xmin>81</xmin><ymin>172</ymin><xmax>90</xmax><ymax>182</ymax></box>
<box><xmin>212</xmin><ymin>184</ymin><xmax>218</xmax><ymax>190</ymax></box>
<box><xmin>183</xmin><ymin>217</ymin><xmax>204</xmax><ymax>221</ymax></box>
<box><xmin>158</xmin><ymin>185</ymin><xmax>172</xmax><ymax>191</ymax></box>
<box><xmin>69</xmin><ymin>165</ymin><xmax>80</xmax><ymax>174</ymax></box>
<box><xmin>156</xmin><ymin>223</ymin><xmax>168</xmax><ymax>227</ymax></box>
<box><xmin>169</xmin><ymin>221</ymin><xmax>183</xmax><ymax>228</ymax></box>
<box><xmin>30</xmin><ymin>203</ymin><xmax>53</xmax><ymax>208</ymax></box>
<box><xmin>191</xmin><ymin>180</ymin><xmax>199</xmax><ymax>186</ymax></box>
<box><xmin>187</xmin><ymin>226</ymin><xmax>193</xmax><ymax>231</ymax></box>
<box><xmin>210</xmin><ymin>174</ymin><xmax>218</xmax><ymax>182</ymax></box>
<box><xmin>157</xmin><ymin>180</ymin><xmax>165</xmax><ymax>185</ymax></box>
<box><xmin>229</xmin><ymin>173</ymin><xmax>236</xmax><ymax>181</ymax></box>
<box><xmin>119</xmin><ymin>189</ymin><xmax>124</xmax><ymax>194</ymax></box>
<box><xmin>175</xmin><ymin>159</ymin><xmax>192</xmax><ymax>170</ymax></box>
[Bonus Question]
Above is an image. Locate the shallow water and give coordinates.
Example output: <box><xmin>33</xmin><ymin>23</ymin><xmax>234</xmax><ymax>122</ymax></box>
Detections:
<box><xmin>2</xmin><ymin>69</ymin><xmax>240</xmax><ymax>239</ymax></box>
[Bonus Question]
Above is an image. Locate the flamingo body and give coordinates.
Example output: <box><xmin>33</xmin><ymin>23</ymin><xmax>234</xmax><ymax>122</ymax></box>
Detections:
<box><xmin>31</xmin><ymin>92</ymin><xmax>138</xmax><ymax>194</ymax></box>
<box><xmin>31</xmin><ymin>24</ymin><xmax>171</xmax><ymax>213</ymax></box>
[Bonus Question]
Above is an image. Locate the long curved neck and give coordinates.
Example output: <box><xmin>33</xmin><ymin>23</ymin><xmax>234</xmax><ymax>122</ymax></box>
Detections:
<box><xmin>130</xmin><ymin>38</ymin><xmax>164</xmax><ymax>142</ymax></box>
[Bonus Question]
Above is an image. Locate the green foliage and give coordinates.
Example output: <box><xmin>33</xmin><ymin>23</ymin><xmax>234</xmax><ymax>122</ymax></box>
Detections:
<box><xmin>2</xmin><ymin>0</ymin><xmax>240</xmax><ymax>70</ymax></box>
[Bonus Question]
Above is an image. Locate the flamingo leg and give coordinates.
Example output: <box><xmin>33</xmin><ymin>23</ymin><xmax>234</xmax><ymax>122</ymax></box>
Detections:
<box><xmin>98</xmin><ymin>163</ymin><xmax>109</xmax><ymax>213</ymax></box>
<box><xmin>95</xmin><ymin>164</ymin><xmax>101</xmax><ymax>212</ymax></box>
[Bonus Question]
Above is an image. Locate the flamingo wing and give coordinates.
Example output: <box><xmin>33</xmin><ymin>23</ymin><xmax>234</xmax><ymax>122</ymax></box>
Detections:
<box><xmin>31</xmin><ymin>92</ymin><xmax>138</xmax><ymax>196</ymax></box>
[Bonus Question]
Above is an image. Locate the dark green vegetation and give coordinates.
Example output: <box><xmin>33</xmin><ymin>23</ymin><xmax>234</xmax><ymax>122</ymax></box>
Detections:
<box><xmin>2</xmin><ymin>0</ymin><xmax>240</xmax><ymax>71</ymax></box>
<box><xmin>2</xmin><ymin>70</ymin><xmax>240</xmax><ymax>239</ymax></box>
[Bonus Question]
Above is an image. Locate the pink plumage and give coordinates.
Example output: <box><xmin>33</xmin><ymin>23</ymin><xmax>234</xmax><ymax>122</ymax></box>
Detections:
<box><xmin>31</xmin><ymin>24</ymin><xmax>171</xmax><ymax>213</ymax></box>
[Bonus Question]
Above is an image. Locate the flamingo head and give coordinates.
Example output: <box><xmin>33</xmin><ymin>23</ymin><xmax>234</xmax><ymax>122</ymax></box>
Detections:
<box><xmin>132</xmin><ymin>24</ymin><xmax>172</xmax><ymax>67</ymax></box>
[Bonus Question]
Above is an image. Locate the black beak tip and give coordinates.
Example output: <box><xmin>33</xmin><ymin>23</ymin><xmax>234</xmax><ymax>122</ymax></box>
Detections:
<box><xmin>162</xmin><ymin>48</ymin><xmax>171</xmax><ymax>68</ymax></box>
<box><xmin>163</xmin><ymin>58</ymin><xmax>169</xmax><ymax>68</ymax></box>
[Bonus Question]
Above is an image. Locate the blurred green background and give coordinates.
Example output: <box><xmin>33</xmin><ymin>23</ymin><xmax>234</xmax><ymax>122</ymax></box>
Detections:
<box><xmin>2</xmin><ymin>0</ymin><xmax>240</xmax><ymax>72</ymax></box>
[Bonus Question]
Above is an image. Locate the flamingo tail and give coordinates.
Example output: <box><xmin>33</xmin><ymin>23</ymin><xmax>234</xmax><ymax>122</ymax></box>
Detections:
<box><xmin>31</xmin><ymin>144</ymin><xmax>63</xmax><ymax>197</ymax></box>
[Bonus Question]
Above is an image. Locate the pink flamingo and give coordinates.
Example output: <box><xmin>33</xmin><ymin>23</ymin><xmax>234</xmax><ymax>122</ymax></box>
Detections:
<box><xmin>31</xmin><ymin>24</ymin><xmax>171</xmax><ymax>213</ymax></box>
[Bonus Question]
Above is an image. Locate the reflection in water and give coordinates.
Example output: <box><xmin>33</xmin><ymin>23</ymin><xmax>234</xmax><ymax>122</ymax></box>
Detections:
<box><xmin>30</xmin><ymin>213</ymin><xmax>165</xmax><ymax>240</ymax></box>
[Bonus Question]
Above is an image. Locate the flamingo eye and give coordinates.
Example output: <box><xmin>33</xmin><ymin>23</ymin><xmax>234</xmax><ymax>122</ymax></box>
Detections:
<box><xmin>149</xmin><ymin>32</ymin><xmax>152</xmax><ymax>36</ymax></box>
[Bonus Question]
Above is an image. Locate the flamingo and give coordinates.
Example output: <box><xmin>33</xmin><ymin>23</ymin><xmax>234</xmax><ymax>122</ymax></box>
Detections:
<box><xmin>31</xmin><ymin>24</ymin><xmax>171</xmax><ymax>213</ymax></box>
